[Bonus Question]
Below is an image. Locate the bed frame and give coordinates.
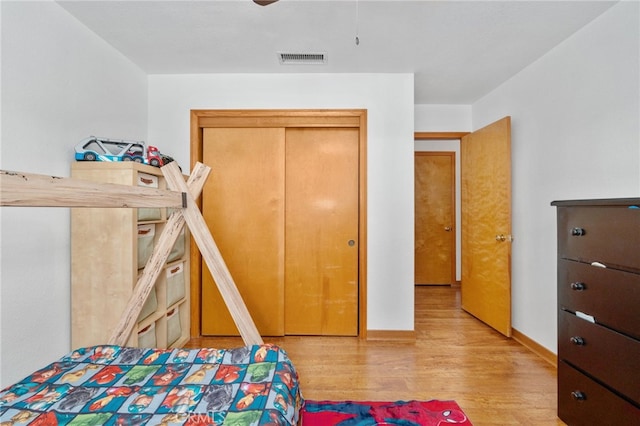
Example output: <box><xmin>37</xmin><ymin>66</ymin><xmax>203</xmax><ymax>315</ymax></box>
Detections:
<box><xmin>0</xmin><ymin>163</ymin><xmax>306</xmax><ymax>425</ymax></box>
<box><xmin>0</xmin><ymin>162</ymin><xmax>261</xmax><ymax>346</ymax></box>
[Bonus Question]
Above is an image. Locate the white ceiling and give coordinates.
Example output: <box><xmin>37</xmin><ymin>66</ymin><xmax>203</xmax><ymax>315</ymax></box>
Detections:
<box><xmin>56</xmin><ymin>0</ymin><xmax>618</xmax><ymax>104</ymax></box>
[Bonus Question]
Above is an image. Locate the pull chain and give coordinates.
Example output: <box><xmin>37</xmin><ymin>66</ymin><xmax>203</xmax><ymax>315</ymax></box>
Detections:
<box><xmin>355</xmin><ymin>0</ymin><xmax>360</xmax><ymax>46</ymax></box>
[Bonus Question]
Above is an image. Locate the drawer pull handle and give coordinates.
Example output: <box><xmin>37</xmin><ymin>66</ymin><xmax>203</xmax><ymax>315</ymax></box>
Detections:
<box><xmin>571</xmin><ymin>391</ymin><xmax>586</xmax><ymax>401</ymax></box>
<box><xmin>570</xmin><ymin>336</ymin><xmax>585</xmax><ymax>346</ymax></box>
<box><xmin>571</xmin><ymin>227</ymin><xmax>586</xmax><ymax>236</ymax></box>
<box><xmin>570</xmin><ymin>282</ymin><xmax>586</xmax><ymax>291</ymax></box>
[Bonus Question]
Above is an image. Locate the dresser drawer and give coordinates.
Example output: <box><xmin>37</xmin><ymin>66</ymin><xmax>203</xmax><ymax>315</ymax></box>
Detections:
<box><xmin>559</xmin><ymin>310</ymin><xmax>640</xmax><ymax>403</ymax></box>
<box><xmin>558</xmin><ymin>259</ymin><xmax>640</xmax><ymax>339</ymax></box>
<box><xmin>558</xmin><ymin>361</ymin><xmax>640</xmax><ymax>425</ymax></box>
<box><xmin>557</xmin><ymin>205</ymin><xmax>640</xmax><ymax>271</ymax></box>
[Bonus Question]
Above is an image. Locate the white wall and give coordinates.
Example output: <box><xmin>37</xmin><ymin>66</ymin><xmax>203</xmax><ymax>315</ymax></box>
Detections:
<box><xmin>472</xmin><ymin>1</ymin><xmax>640</xmax><ymax>352</ymax></box>
<box><xmin>414</xmin><ymin>104</ymin><xmax>471</xmax><ymax>132</ymax></box>
<box><xmin>0</xmin><ymin>2</ymin><xmax>147</xmax><ymax>387</ymax></box>
<box><xmin>148</xmin><ymin>73</ymin><xmax>416</xmax><ymax>333</ymax></box>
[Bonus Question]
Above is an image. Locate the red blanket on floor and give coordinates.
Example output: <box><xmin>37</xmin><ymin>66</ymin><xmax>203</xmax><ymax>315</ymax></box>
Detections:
<box><xmin>301</xmin><ymin>399</ymin><xmax>472</xmax><ymax>425</ymax></box>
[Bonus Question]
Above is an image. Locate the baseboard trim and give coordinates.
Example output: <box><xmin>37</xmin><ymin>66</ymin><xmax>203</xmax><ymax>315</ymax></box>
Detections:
<box><xmin>366</xmin><ymin>330</ymin><xmax>416</xmax><ymax>342</ymax></box>
<box><xmin>366</xmin><ymin>328</ymin><xmax>555</xmax><ymax>364</ymax></box>
<box><xmin>512</xmin><ymin>328</ymin><xmax>557</xmax><ymax>368</ymax></box>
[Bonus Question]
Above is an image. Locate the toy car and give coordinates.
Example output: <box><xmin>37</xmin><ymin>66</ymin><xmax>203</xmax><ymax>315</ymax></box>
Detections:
<box><xmin>74</xmin><ymin>136</ymin><xmax>174</xmax><ymax>167</ymax></box>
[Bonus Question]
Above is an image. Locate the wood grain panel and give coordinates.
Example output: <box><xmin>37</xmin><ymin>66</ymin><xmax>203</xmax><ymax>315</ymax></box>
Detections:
<box><xmin>461</xmin><ymin>117</ymin><xmax>512</xmax><ymax>336</ymax></box>
<box><xmin>197</xmin><ymin>116</ymin><xmax>360</xmax><ymax>129</ymax></box>
<box><xmin>192</xmin><ymin>109</ymin><xmax>362</xmax><ymax>129</ymax></box>
<box><xmin>164</xmin><ymin>162</ymin><xmax>263</xmax><ymax>346</ymax></box>
<box><xmin>201</xmin><ymin>127</ymin><xmax>285</xmax><ymax>336</ymax></box>
<box><xmin>414</xmin><ymin>132</ymin><xmax>470</xmax><ymax>140</ymax></box>
<box><xmin>415</xmin><ymin>152</ymin><xmax>455</xmax><ymax>284</ymax></box>
<box><xmin>190</xmin><ymin>109</ymin><xmax>368</xmax><ymax>338</ymax></box>
<box><xmin>70</xmin><ymin>164</ymin><xmax>144</xmax><ymax>348</ymax></box>
<box><xmin>285</xmin><ymin>127</ymin><xmax>359</xmax><ymax>335</ymax></box>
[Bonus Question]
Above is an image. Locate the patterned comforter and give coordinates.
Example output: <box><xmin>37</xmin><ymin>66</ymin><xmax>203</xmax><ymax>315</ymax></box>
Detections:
<box><xmin>0</xmin><ymin>344</ymin><xmax>303</xmax><ymax>425</ymax></box>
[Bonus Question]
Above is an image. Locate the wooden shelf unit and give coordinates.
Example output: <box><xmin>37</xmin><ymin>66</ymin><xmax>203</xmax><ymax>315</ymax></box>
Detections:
<box><xmin>71</xmin><ymin>162</ymin><xmax>190</xmax><ymax>349</ymax></box>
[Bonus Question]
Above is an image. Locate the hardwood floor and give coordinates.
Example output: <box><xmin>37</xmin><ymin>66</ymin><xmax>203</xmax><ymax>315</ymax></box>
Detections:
<box><xmin>187</xmin><ymin>285</ymin><xmax>565</xmax><ymax>425</ymax></box>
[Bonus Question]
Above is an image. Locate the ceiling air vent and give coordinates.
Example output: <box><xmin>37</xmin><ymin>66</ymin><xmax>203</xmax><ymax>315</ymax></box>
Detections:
<box><xmin>278</xmin><ymin>52</ymin><xmax>327</xmax><ymax>65</ymax></box>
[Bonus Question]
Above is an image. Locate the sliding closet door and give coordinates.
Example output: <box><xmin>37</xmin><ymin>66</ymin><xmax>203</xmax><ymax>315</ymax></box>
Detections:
<box><xmin>201</xmin><ymin>127</ymin><xmax>285</xmax><ymax>336</ymax></box>
<box><xmin>199</xmin><ymin>121</ymin><xmax>361</xmax><ymax>337</ymax></box>
<box><xmin>285</xmin><ymin>128</ymin><xmax>359</xmax><ymax>335</ymax></box>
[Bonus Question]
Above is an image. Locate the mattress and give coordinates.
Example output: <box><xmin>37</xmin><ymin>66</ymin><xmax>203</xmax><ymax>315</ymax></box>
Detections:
<box><xmin>0</xmin><ymin>344</ymin><xmax>303</xmax><ymax>425</ymax></box>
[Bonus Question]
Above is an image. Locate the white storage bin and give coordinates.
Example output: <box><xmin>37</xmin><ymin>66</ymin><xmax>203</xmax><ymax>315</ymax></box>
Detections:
<box><xmin>137</xmin><ymin>173</ymin><xmax>162</xmax><ymax>221</ymax></box>
<box><xmin>166</xmin><ymin>263</ymin><xmax>186</xmax><ymax>307</ymax></box>
<box><xmin>137</xmin><ymin>224</ymin><xmax>155</xmax><ymax>269</ymax></box>
<box><xmin>137</xmin><ymin>286</ymin><xmax>157</xmax><ymax>322</ymax></box>
<box><xmin>137</xmin><ymin>322</ymin><xmax>156</xmax><ymax>348</ymax></box>
<box><xmin>167</xmin><ymin>229</ymin><xmax>185</xmax><ymax>263</ymax></box>
<box><xmin>166</xmin><ymin>307</ymin><xmax>181</xmax><ymax>347</ymax></box>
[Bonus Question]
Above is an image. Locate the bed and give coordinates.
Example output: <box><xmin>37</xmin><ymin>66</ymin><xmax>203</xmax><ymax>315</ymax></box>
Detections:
<box><xmin>0</xmin><ymin>344</ymin><xmax>303</xmax><ymax>425</ymax></box>
<box><xmin>1</xmin><ymin>166</ymin><xmax>303</xmax><ymax>424</ymax></box>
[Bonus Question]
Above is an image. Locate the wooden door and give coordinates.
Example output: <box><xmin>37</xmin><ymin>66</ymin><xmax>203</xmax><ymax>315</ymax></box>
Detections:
<box><xmin>201</xmin><ymin>127</ymin><xmax>285</xmax><ymax>335</ymax></box>
<box><xmin>200</xmin><ymin>125</ymin><xmax>360</xmax><ymax>337</ymax></box>
<box><xmin>461</xmin><ymin>117</ymin><xmax>512</xmax><ymax>337</ymax></box>
<box><xmin>285</xmin><ymin>128</ymin><xmax>359</xmax><ymax>335</ymax></box>
<box><xmin>414</xmin><ymin>152</ymin><xmax>455</xmax><ymax>285</ymax></box>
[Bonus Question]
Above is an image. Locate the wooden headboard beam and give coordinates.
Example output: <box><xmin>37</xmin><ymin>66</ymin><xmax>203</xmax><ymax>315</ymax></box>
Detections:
<box><xmin>0</xmin><ymin>169</ymin><xmax>184</xmax><ymax>208</ymax></box>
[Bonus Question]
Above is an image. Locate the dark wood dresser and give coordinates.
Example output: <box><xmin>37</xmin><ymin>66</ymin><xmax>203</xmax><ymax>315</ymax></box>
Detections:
<box><xmin>552</xmin><ymin>198</ymin><xmax>640</xmax><ymax>425</ymax></box>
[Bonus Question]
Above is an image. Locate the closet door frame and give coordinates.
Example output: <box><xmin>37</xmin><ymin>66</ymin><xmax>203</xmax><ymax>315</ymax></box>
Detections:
<box><xmin>189</xmin><ymin>109</ymin><xmax>368</xmax><ymax>339</ymax></box>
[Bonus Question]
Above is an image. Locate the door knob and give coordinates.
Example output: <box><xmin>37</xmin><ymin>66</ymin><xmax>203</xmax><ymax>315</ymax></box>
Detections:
<box><xmin>444</xmin><ymin>227</ymin><xmax>452</xmax><ymax>232</ymax></box>
<box><xmin>348</xmin><ymin>240</ymin><xmax>356</xmax><ymax>247</ymax></box>
<box><xmin>495</xmin><ymin>234</ymin><xmax>513</xmax><ymax>242</ymax></box>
